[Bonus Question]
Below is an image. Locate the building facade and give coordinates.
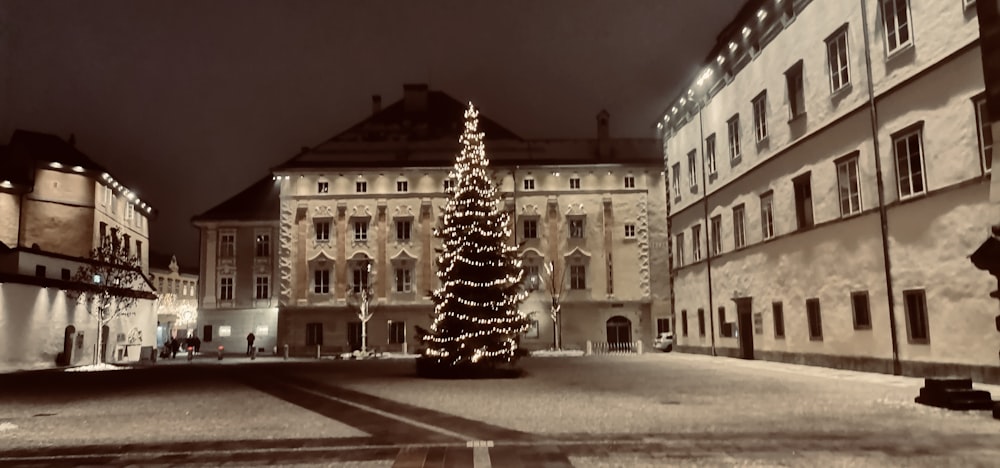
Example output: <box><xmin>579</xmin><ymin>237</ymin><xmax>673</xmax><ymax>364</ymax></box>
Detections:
<box><xmin>0</xmin><ymin>130</ymin><xmax>157</xmax><ymax>370</ymax></box>
<box><xmin>192</xmin><ymin>177</ymin><xmax>282</xmax><ymax>355</ymax></box>
<box><xmin>659</xmin><ymin>0</ymin><xmax>999</xmax><ymax>382</ymax></box>
<box><xmin>149</xmin><ymin>252</ymin><xmax>200</xmax><ymax>348</ymax></box>
<box><xmin>195</xmin><ymin>85</ymin><xmax>669</xmax><ymax>356</ymax></box>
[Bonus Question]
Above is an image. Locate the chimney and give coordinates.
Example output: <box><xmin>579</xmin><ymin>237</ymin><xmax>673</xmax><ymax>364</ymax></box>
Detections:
<box><xmin>403</xmin><ymin>83</ymin><xmax>429</xmax><ymax>113</ymax></box>
<box><xmin>597</xmin><ymin>110</ymin><xmax>610</xmax><ymax>159</ymax></box>
<box><xmin>372</xmin><ymin>94</ymin><xmax>382</xmax><ymax>115</ymax></box>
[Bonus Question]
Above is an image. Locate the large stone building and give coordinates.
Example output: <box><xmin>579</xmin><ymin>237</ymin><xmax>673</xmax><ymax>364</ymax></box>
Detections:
<box><xmin>0</xmin><ymin>130</ymin><xmax>157</xmax><ymax>370</ymax></box>
<box><xmin>660</xmin><ymin>0</ymin><xmax>1000</xmax><ymax>382</ymax></box>
<box><xmin>194</xmin><ymin>85</ymin><xmax>668</xmax><ymax>356</ymax></box>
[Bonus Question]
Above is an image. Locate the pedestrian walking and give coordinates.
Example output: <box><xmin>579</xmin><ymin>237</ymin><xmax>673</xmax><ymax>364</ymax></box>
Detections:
<box><xmin>246</xmin><ymin>332</ymin><xmax>255</xmax><ymax>356</ymax></box>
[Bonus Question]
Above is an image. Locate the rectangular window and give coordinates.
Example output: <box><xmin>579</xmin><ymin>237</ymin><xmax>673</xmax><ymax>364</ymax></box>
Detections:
<box><xmin>523</xmin><ymin>178</ymin><xmax>535</xmax><ymax>190</ymax></box>
<box><xmin>313</xmin><ymin>269</ymin><xmax>330</xmax><ymax>294</ymax></box>
<box><xmin>793</xmin><ymin>173</ymin><xmax>814</xmax><ymax>229</ymax></box>
<box><xmin>786</xmin><ymin>61</ymin><xmax>805</xmax><ymax>119</ymax></box>
<box><xmin>61</xmin><ymin>268</ymin><xmax>71</xmax><ymax>280</ymax></box>
<box><xmin>569</xmin><ymin>218</ymin><xmax>585</xmax><ymax>239</ymax></box>
<box><xmin>727</xmin><ymin>115</ymin><xmax>742</xmax><ymax>161</ymax></box>
<box><xmin>705</xmin><ymin>134</ymin><xmax>717</xmax><ymax>175</ymax></box>
<box><xmin>903</xmin><ymin>289</ymin><xmax>930</xmax><ymax>343</ymax></box>
<box><xmin>624</xmin><ymin>224</ymin><xmax>636</xmax><ymax>239</ymax></box>
<box><xmin>852</xmin><ymin>291</ymin><xmax>872</xmax><ymax>329</ymax></box>
<box><xmin>697</xmin><ymin>308</ymin><xmax>706</xmax><ymax>337</ymax></box>
<box><xmin>395</xmin><ymin>268</ymin><xmax>412</xmax><ymax>292</ymax></box>
<box><xmin>219</xmin><ymin>277</ymin><xmax>234</xmax><ymax>301</ymax></box>
<box><xmin>354</xmin><ymin>221</ymin><xmax>368</xmax><ymax>241</ymax></box>
<box><xmin>718</xmin><ymin>307</ymin><xmax>730</xmax><ymax>337</ymax></box>
<box><xmin>976</xmin><ymin>97</ymin><xmax>993</xmax><ymax>172</ymax></box>
<box><xmin>443</xmin><ymin>179</ymin><xmax>455</xmax><ymax>191</ymax></box>
<box><xmin>624</xmin><ymin>175</ymin><xmax>635</xmax><ymax>189</ymax></box>
<box><xmin>356</xmin><ymin>181</ymin><xmax>367</xmax><ymax>193</ymax></box>
<box><xmin>136</xmin><ymin>240</ymin><xmax>142</xmax><ymax>263</ymax></box>
<box><xmin>760</xmin><ymin>193</ymin><xmax>774</xmax><ymax>240</ymax></box>
<box><xmin>219</xmin><ymin>233</ymin><xmax>235</xmax><ymax>258</ymax></box>
<box><xmin>569</xmin><ymin>177</ymin><xmax>581</xmax><ymax>189</ymax></box>
<box><xmin>691</xmin><ymin>224</ymin><xmax>702</xmax><ymax>261</ymax></box>
<box><xmin>315</xmin><ymin>221</ymin><xmax>330</xmax><ymax>241</ymax></box>
<box><xmin>35</xmin><ymin>265</ymin><xmax>45</xmax><ymax>277</ymax></box>
<box><xmin>396</xmin><ymin>180</ymin><xmax>408</xmax><ymax>192</ymax></box>
<box><xmin>523</xmin><ymin>219</ymin><xmax>538</xmax><ymax>239</ymax></box>
<box><xmin>687</xmin><ymin>150</ymin><xmax>698</xmax><ymax>188</ymax></box>
<box><xmin>569</xmin><ymin>265</ymin><xmax>586</xmax><ymax>289</ymax></box>
<box><xmin>255</xmin><ymin>325</ymin><xmax>269</xmax><ymax>337</ymax></box>
<box><xmin>826</xmin><ymin>26</ymin><xmax>851</xmax><ymax>93</ymax></box>
<box><xmin>671</xmin><ymin>163</ymin><xmax>681</xmax><ymax>198</ymax></box>
<box><xmin>203</xmin><ymin>325</ymin><xmax>213</xmax><ymax>342</ymax></box>
<box><xmin>893</xmin><ymin>128</ymin><xmax>926</xmax><ymax>199</ymax></box>
<box><xmin>881</xmin><ymin>0</ymin><xmax>913</xmax><ymax>55</ymax></box>
<box><xmin>681</xmin><ymin>310</ymin><xmax>689</xmax><ymax>336</ymax></box>
<box><xmin>124</xmin><ymin>204</ymin><xmax>134</xmax><ymax>222</ymax></box>
<box><xmin>111</xmin><ymin>194</ymin><xmax>119</xmax><ymax>215</ymax></box>
<box><xmin>396</xmin><ymin>220</ymin><xmax>411</xmax><ymax>241</ymax></box>
<box><xmin>352</xmin><ymin>267</ymin><xmax>370</xmax><ymax>293</ymax></box>
<box><xmin>656</xmin><ymin>318</ymin><xmax>671</xmax><ymax>334</ymax></box>
<box><xmin>255</xmin><ymin>233</ymin><xmax>270</xmax><ymax>257</ymax></box>
<box><xmin>836</xmin><ymin>155</ymin><xmax>862</xmax><ymax>216</ymax></box>
<box><xmin>773</xmin><ymin>302</ymin><xmax>785</xmax><ymax>338</ymax></box>
<box><xmin>710</xmin><ymin>215</ymin><xmax>723</xmax><ymax>256</ymax></box>
<box><xmin>255</xmin><ymin>276</ymin><xmax>269</xmax><ymax>300</ymax></box>
<box><xmin>752</xmin><ymin>91</ymin><xmax>768</xmax><ymax>142</ymax></box>
<box><xmin>806</xmin><ymin>298</ymin><xmax>823</xmax><ymax>340</ymax></box>
<box><xmin>733</xmin><ymin>204</ymin><xmax>746</xmax><ymax>249</ymax></box>
<box><xmin>317</xmin><ymin>181</ymin><xmax>329</xmax><ymax>193</ymax></box>
<box><xmin>388</xmin><ymin>321</ymin><xmax>406</xmax><ymax>344</ymax></box>
<box><xmin>675</xmin><ymin>232</ymin><xmax>685</xmax><ymax>267</ymax></box>
<box><xmin>305</xmin><ymin>323</ymin><xmax>323</xmax><ymax>346</ymax></box>
<box><xmin>219</xmin><ymin>325</ymin><xmax>232</xmax><ymax>338</ymax></box>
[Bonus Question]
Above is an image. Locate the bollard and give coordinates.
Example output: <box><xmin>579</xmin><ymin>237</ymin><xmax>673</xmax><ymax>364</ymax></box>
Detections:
<box><xmin>187</xmin><ymin>346</ymin><xmax>194</xmax><ymax>362</ymax></box>
<box><xmin>402</xmin><ymin>342</ymin><xmax>408</xmax><ymax>355</ymax></box>
<box><xmin>636</xmin><ymin>340</ymin><xmax>643</xmax><ymax>355</ymax></box>
<box><xmin>251</xmin><ymin>346</ymin><xmax>257</xmax><ymax>360</ymax></box>
<box><xmin>283</xmin><ymin>344</ymin><xmax>289</xmax><ymax>360</ymax></box>
<box><xmin>316</xmin><ymin>344</ymin><xmax>321</xmax><ymax>359</ymax></box>
<box><xmin>585</xmin><ymin>340</ymin><xmax>593</xmax><ymax>356</ymax></box>
<box><xmin>217</xmin><ymin>345</ymin><xmax>224</xmax><ymax>360</ymax></box>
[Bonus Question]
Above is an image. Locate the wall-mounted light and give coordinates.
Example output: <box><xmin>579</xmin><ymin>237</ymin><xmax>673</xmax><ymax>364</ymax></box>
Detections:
<box><xmin>0</xmin><ymin>180</ymin><xmax>12</xmax><ymax>188</ymax></box>
<box><xmin>49</xmin><ymin>162</ymin><xmax>63</xmax><ymax>169</ymax></box>
<box><xmin>71</xmin><ymin>166</ymin><xmax>84</xmax><ymax>173</ymax></box>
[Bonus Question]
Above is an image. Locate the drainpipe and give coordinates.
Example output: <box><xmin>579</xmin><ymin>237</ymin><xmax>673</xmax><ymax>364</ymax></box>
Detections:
<box><xmin>860</xmin><ymin>0</ymin><xmax>902</xmax><ymax>376</ymax></box>
<box><xmin>697</xmin><ymin>103</ymin><xmax>717</xmax><ymax>357</ymax></box>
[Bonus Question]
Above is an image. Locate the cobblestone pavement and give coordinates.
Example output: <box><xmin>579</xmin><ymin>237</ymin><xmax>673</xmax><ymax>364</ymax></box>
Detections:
<box><xmin>0</xmin><ymin>353</ymin><xmax>998</xmax><ymax>467</ymax></box>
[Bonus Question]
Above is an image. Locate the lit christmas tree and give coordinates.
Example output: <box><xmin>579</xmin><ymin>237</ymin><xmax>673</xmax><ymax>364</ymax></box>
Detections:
<box><xmin>418</xmin><ymin>102</ymin><xmax>530</xmax><ymax>375</ymax></box>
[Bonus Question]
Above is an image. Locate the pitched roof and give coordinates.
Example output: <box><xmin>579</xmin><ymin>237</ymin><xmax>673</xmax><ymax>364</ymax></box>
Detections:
<box><xmin>191</xmin><ymin>175</ymin><xmax>280</xmax><ymax>223</ymax></box>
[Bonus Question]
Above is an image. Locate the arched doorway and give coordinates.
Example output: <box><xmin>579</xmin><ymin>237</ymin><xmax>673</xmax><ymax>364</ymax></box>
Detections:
<box><xmin>606</xmin><ymin>316</ymin><xmax>632</xmax><ymax>344</ymax></box>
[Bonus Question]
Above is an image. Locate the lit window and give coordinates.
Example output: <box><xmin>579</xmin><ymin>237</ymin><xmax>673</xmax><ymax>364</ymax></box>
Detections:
<box><xmin>219</xmin><ymin>325</ymin><xmax>232</xmax><ymax>338</ymax></box>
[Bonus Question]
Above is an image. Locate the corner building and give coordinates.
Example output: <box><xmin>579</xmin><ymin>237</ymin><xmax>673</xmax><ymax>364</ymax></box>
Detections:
<box><xmin>195</xmin><ymin>85</ymin><xmax>669</xmax><ymax>356</ymax></box>
<box><xmin>660</xmin><ymin>0</ymin><xmax>999</xmax><ymax>382</ymax></box>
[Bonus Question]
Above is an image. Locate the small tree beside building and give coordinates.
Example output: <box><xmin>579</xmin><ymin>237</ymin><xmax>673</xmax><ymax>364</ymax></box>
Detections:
<box><xmin>66</xmin><ymin>231</ymin><xmax>147</xmax><ymax>364</ymax></box>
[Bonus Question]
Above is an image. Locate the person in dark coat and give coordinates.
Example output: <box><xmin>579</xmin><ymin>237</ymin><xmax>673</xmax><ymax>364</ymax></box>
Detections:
<box><xmin>170</xmin><ymin>337</ymin><xmax>180</xmax><ymax>359</ymax></box>
<box><xmin>246</xmin><ymin>332</ymin><xmax>255</xmax><ymax>356</ymax></box>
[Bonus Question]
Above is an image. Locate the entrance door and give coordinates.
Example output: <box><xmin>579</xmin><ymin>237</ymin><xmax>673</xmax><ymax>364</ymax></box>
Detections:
<box><xmin>101</xmin><ymin>325</ymin><xmax>110</xmax><ymax>363</ymax></box>
<box><xmin>735</xmin><ymin>298</ymin><xmax>754</xmax><ymax>360</ymax></box>
<box><xmin>606</xmin><ymin>316</ymin><xmax>632</xmax><ymax>344</ymax></box>
<box><xmin>59</xmin><ymin>326</ymin><xmax>76</xmax><ymax>366</ymax></box>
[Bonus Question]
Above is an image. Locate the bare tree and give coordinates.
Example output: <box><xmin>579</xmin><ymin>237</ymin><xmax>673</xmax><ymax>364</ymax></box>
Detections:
<box><xmin>347</xmin><ymin>258</ymin><xmax>376</xmax><ymax>357</ymax></box>
<box><xmin>542</xmin><ymin>260</ymin><xmax>567</xmax><ymax>350</ymax></box>
<box><xmin>66</xmin><ymin>231</ymin><xmax>147</xmax><ymax>364</ymax></box>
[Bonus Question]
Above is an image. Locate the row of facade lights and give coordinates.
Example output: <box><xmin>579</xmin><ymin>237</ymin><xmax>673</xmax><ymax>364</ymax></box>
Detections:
<box><xmin>274</xmin><ymin>170</ymin><xmax>641</xmax><ymax>180</ymax></box>
<box><xmin>657</xmin><ymin>1</ymin><xmax>780</xmax><ymax>130</ymax></box>
<box><xmin>96</xmin><ymin>168</ymin><xmax>152</xmax><ymax>214</ymax></box>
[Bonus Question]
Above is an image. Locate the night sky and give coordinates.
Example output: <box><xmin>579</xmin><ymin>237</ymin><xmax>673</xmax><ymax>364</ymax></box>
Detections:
<box><xmin>1</xmin><ymin>0</ymin><xmax>743</xmax><ymax>267</ymax></box>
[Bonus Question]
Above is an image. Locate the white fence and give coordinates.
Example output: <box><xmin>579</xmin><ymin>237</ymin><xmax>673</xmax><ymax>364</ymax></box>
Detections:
<box><xmin>586</xmin><ymin>340</ymin><xmax>643</xmax><ymax>355</ymax></box>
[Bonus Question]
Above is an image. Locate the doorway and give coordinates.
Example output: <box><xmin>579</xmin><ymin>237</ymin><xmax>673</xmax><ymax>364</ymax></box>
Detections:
<box><xmin>735</xmin><ymin>298</ymin><xmax>754</xmax><ymax>360</ymax></box>
<box><xmin>606</xmin><ymin>316</ymin><xmax>632</xmax><ymax>344</ymax></box>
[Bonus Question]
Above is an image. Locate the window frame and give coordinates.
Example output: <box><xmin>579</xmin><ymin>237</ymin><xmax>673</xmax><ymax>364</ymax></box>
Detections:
<box><xmin>313</xmin><ymin>268</ymin><xmax>330</xmax><ymax>294</ymax></box>
<box><xmin>881</xmin><ymin>0</ymin><xmax>914</xmax><ymax>57</ymax></box>
<box><xmin>624</xmin><ymin>175</ymin><xmax>636</xmax><ymax>189</ymax></box>
<box><xmin>733</xmin><ymin>204</ymin><xmax>746</xmax><ymax>249</ymax></box>
<box><xmin>760</xmin><ymin>192</ymin><xmax>774</xmax><ymax>240</ymax></box>
<box><xmin>691</xmin><ymin>224</ymin><xmax>702</xmax><ymax>261</ymax></box>
<box><xmin>892</xmin><ymin>125</ymin><xmax>927</xmax><ymax>200</ymax></box>
<box><xmin>687</xmin><ymin>150</ymin><xmax>698</xmax><ymax>188</ymax></box>
<box><xmin>752</xmin><ymin>91</ymin><xmax>768</xmax><ymax>142</ymax></box>
<box><xmin>786</xmin><ymin>60</ymin><xmax>806</xmax><ymax>119</ymax></box>
<box><xmin>396</xmin><ymin>219</ymin><xmax>411</xmax><ymax>241</ymax></box>
<box><xmin>569</xmin><ymin>264</ymin><xmax>587</xmax><ymax>290</ymax></box>
<box><xmin>903</xmin><ymin>289</ymin><xmax>930</xmax><ymax>344</ymax></box>
<box><xmin>671</xmin><ymin>163</ymin><xmax>682</xmax><ymax>198</ymax></box>
<box><xmin>254</xmin><ymin>275</ymin><xmax>270</xmax><ymax>300</ymax></box>
<box><xmin>710</xmin><ymin>215</ymin><xmax>723</xmax><ymax>256</ymax></box>
<box><xmin>772</xmin><ymin>302</ymin><xmax>785</xmax><ymax>338</ymax></box>
<box><xmin>705</xmin><ymin>134</ymin><xmax>718</xmax><ymax>175</ymax></box>
<box><xmin>315</xmin><ymin>220</ymin><xmax>331</xmax><ymax>242</ymax></box>
<box><xmin>975</xmin><ymin>96</ymin><xmax>993</xmax><ymax>174</ymax></box>
<box><xmin>317</xmin><ymin>181</ymin><xmax>329</xmax><ymax>193</ymax></box>
<box><xmin>255</xmin><ymin>233</ymin><xmax>271</xmax><ymax>258</ymax></box>
<box><xmin>835</xmin><ymin>153</ymin><xmax>863</xmax><ymax>216</ymax></box>
<box><xmin>523</xmin><ymin>177</ymin><xmax>536</xmax><ymax>191</ymax></box>
<box><xmin>826</xmin><ymin>25</ymin><xmax>851</xmax><ymax>94</ymax></box>
<box><xmin>219</xmin><ymin>232</ymin><xmax>236</xmax><ymax>258</ymax></box>
<box><xmin>568</xmin><ymin>217</ymin><xmax>585</xmax><ymax>239</ymax></box>
<box><xmin>851</xmin><ymin>290</ymin><xmax>872</xmax><ymax>330</ymax></box>
<box><xmin>353</xmin><ymin>220</ymin><xmax>369</xmax><ymax>241</ymax></box>
<box><xmin>806</xmin><ymin>298</ymin><xmax>823</xmax><ymax>341</ymax></box>
<box><xmin>523</xmin><ymin>218</ymin><xmax>538</xmax><ymax>239</ymax></box>
<box><xmin>569</xmin><ymin>177</ymin><xmax>581</xmax><ymax>189</ymax></box>
<box><xmin>356</xmin><ymin>180</ymin><xmax>368</xmax><ymax>193</ymax></box>
<box><xmin>396</xmin><ymin>179</ymin><xmax>409</xmax><ymax>193</ymax></box>
<box><xmin>793</xmin><ymin>172</ymin><xmax>814</xmax><ymax>230</ymax></box>
<box><xmin>727</xmin><ymin>115</ymin><xmax>742</xmax><ymax>161</ymax></box>
<box><xmin>676</xmin><ymin>232</ymin><xmax>685</xmax><ymax>266</ymax></box>
<box><xmin>394</xmin><ymin>267</ymin><xmax>412</xmax><ymax>293</ymax></box>
<box><xmin>219</xmin><ymin>276</ymin><xmax>234</xmax><ymax>301</ymax></box>
<box><xmin>624</xmin><ymin>223</ymin><xmax>636</xmax><ymax>239</ymax></box>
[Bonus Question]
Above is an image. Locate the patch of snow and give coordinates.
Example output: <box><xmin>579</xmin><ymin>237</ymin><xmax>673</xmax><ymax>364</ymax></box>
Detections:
<box><xmin>380</xmin><ymin>353</ymin><xmax>419</xmax><ymax>360</ymax></box>
<box><xmin>0</xmin><ymin>422</ymin><xmax>17</xmax><ymax>432</ymax></box>
<box><xmin>65</xmin><ymin>363</ymin><xmax>128</xmax><ymax>372</ymax></box>
<box><xmin>531</xmin><ymin>349</ymin><xmax>585</xmax><ymax>357</ymax></box>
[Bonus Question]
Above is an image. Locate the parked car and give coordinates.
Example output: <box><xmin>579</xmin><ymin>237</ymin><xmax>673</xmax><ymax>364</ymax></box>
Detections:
<box><xmin>653</xmin><ymin>332</ymin><xmax>674</xmax><ymax>352</ymax></box>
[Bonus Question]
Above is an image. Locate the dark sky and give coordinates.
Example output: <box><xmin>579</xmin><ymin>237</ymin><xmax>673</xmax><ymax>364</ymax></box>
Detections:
<box><xmin>1</xmin><ymin>0</ymin><xmax>744</xmax><ymax>267</ymax></box>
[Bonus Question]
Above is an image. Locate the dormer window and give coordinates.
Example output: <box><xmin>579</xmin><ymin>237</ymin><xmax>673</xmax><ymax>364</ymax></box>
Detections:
<box><xmin>317</xmin><ymin>181</ymin><xmax>329</xmax><ymax>193</ymax></box>
<box><xmin>523</xmin><ymin>177</ymin><xmax>536</xmax><ymax>191</ymax></box>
